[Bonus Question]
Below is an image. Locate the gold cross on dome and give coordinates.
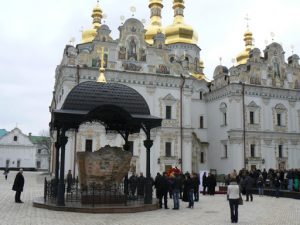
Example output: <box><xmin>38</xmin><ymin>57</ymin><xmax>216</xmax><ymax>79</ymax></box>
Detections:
<box><xmin>96</xmin><ymin>46</ymin><xmax>107</xmax><ymax>83</ymax></box>
<box><xmin>245</xmin><ymin>14</ymin><xmax>250</xmax><ymax>30</ymax></box>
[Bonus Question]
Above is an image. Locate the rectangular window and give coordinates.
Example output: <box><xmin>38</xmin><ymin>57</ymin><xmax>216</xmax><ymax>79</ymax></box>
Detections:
<box><xmin>250</xmin><ymin>111</ymin><xmax>254</xmax><ymax>124</ymax></box>
<box><xmin>200</xmin><ymin>91</ymin><xmax>203</xmax><ymax>100</ymax></box>
<box><xmin>223</xmin><ymin>112</ymin><xmax>227</xmax><ymax>125</ymax></box>
<box><xmin>13</xmin><ymin>136</ymin><xmax>17</xmax><ymax>141</ymax></box>
<box><xmin>200</xmin><ymin>152</ymin><xmax>204</xmax><ymax>163</ymax></box>
<box><xmin>17</xmin><ymin>160</ymin><xmax>21</xmax><ymax>168</ymax></box>
<box><xmin>36</xmin><ymin>161</ymin><xmax>41</xmax><ymax>169</ymax></box>
<box><xmin>250</xmin><ymin>144</ymin><xmax>255</xmax><ymax>157</ymax></box>
<box><xmin>165</xmin><ymin>142</ymin><xmax>171</xmax><ymax>157</ymax></box>
<box><xmin>92</xmin><ymin>58</ymin><xmax>98</xmax><ymax>67</ymax></box>
<box><xmin>85</xmin><ymin>139</ymin><xmax>93</xmax><ymax>152</ymax></box>
<box><xmin>223</xmin><ymin>145</ymin><xmax>228</xmax><ymax>158</ymax></box>
<box><xmin>277</xmin><ymin>113</ymin><xmax>281</xmax><ymax>126</ymax></box>
<box><xmin>6</xmin><ymin>159</ymin><xmax>10</xmax><ymax>168</ymax></box>
<box><xmin>166</xmin><ymin>106</ymin><xmax>172</xmax><ymax>119</ymax></box>
<box><xmin>200</xmin><ymin>116</ymin><xmax>204</xmax><ymax>128</ymax></box>
<box><xmin>278</xmin><ymin>145</ymin><xmax>283</xmax><ymax>158</ymax></box>
<box><xmin>128</xmin><ymin>141</ymin><xmax>134</xmax><ymax>155</ymax></box>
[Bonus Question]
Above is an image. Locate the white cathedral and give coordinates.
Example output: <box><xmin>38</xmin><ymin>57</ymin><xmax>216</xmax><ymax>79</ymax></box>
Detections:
<box><xmin>50</xmin><ymin>0</ymin><xmax>300</xmax><ymax>177</ymax></box>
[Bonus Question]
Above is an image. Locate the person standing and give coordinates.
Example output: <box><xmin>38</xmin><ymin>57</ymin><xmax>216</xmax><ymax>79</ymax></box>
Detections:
<box><xmin>4</xmin><ymin>167</ymin><xmax>9</xmax><ymax>180</ymax></box>
<box><xmin>137</xmin><ymin>172</ymin><xmax>146</xmax><ymax>199</ymax></box>
<box><xmin>186</xmin><ymin>173</ymin><xmax>194</xmax><ymax>208</ymax></box>
<box><xmin>193</xmin><ymin>172</ymin><xmax>200</xmax><ymax>201</ymax></box>
<box><xmin>157</xmin><ymin>172</ymin><xmax>169</xmax><ymax>209</ymax></box>
<box><xmin>227</xmin><ymin>177</ymin><xmax>240</xmax><ymax>223</ymax></box>
<box><xmin>129</xmin><ymin>173</ymin><xmax>138</xmax><ymax>198</ymax></box>
<box><xmin>202</xmin><ymin>172</ymin><xmax>207</xmax><ymax>195</ymax></box>
<box><xmin>171</xmin><ymin>173</ymin><xmax>181</xmax><ymax>210</ymax></box>
<box><xmin>257</xmin><ymin>175</ymin><xmax>264</xmax><ymax>196</ymax></box>
<box><xmin>273</xmin><ymin>173</ymin><xmax>281</xmax><ymax>198</ymax></box>
<box><xmin>244</xmin><ymin>172</ymin><xmax>254</xmax><ymax>201</ymax></box>
<box><xmin>66</xmin><ymin>170</ymin><xmax>73</xmax><ymax>193</ymax></box>
<box><xmin>12</xmin><ymin>168</ymin><xmax>25</xmax><ymax>203</ymax></box>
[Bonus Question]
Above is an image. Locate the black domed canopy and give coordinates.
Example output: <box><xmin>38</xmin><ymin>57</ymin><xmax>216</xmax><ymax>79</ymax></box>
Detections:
<box><xmin>51</xmin><ymin>81</ymin><xmax>161</xmax><ymax>133</ymax></box>
<box><xmin>51</xmin><ymin>81</ymin><xmax>161</xmax><ymax>205</ymax></box>
<box><xmin>62</xmin><ymin>81</ymin><xmax>150</xmax><ymax>115</ymax></box>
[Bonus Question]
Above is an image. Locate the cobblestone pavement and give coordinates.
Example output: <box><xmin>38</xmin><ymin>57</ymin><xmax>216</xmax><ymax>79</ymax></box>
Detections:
<box><xmin>0</xmin><ymin>171</ymin><xmax>299</xmax><ymax>225</ymax></box>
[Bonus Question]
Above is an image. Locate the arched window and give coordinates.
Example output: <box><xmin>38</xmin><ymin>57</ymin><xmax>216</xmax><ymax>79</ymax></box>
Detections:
<box><xmin>219</xmin><ymin>103</ymin><xmax>227</xmax><ymax>126</ymax></box>
<box><xmin>273</xmin><ymin>103</ymin><xmax>287</xmax><ymax>127</ymax></box>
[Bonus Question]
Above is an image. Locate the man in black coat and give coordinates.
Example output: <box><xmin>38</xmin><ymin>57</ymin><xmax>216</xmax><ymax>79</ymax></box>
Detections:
<box><xmin>202</xmin><ymin>172</ymin><xmax>207</xmax><ymax>195</ymax></box>
<box><xmin>129</xmin><ymin>173</ymin><xmax>138</xmax><ymax>198</ymax></box>
<box><xmin>157</xmin><ymin>172</ymin><xmax>170</xmax><ymax>209</ymax></box>
<box><xmin>137</xmin><ymin>172</ymin><xmax>146</xmax><ymax>198</ymax></box>
<box><xmin>244</xmin><ymin>172</ymin><xmax>254</xmax><ymax>201</ymax></box>
<box><xmin>12</xmin><ymin>169</ymin><xmax>25</xmax><ymax>203</ymax></box>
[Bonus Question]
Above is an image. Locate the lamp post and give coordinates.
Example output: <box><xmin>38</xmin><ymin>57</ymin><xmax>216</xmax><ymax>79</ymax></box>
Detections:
<box><xmin>180</xmin><ymin>74</ymin><xmax>186</xmax><ymax>171</ymax></box>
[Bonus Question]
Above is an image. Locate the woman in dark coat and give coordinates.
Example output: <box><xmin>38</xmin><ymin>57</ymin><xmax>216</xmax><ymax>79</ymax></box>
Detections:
<box><xmin>12</xmin><ymin>169</ymin><xmax>25</xmax><ymax>203</ymax></box>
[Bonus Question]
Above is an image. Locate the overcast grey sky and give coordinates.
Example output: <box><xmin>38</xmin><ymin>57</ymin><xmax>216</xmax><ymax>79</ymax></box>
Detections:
<box><xmin>0</xmin><ymin>0</ymin><xmax>299</xmax><ymax>135</ymax></box>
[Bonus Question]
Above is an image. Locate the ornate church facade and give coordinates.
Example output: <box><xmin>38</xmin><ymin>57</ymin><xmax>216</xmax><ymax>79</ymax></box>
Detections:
<box><xmin>50</xmin><ymin>0</ymin><xmax>300</xmax><ymax>176</ymax></box>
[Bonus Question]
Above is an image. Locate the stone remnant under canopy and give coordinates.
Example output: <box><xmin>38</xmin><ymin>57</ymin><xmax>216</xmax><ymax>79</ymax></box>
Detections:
<box><xmin>77</xmin><ymin>145</ymin><xmax>132</xmax><ymax>189</ymax></box>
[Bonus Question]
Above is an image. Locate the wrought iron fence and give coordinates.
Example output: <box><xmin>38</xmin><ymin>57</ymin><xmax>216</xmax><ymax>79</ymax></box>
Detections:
<box><xmin>43</xmin><ymin>176</ymin><xmax>143</xmax><ymax>206</ymax></box>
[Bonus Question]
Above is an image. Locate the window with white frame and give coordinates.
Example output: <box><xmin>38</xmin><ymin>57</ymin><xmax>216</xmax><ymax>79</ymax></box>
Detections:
<box><xmin>247</xmin><ymin>101</ymin><xmax>260</xmax><ymax>125</ymax></box>
<box><xmin>166</xmin><ymin>106</ymin><xmax>172</xmax><ymax>119</ymax></box>
<box><xmin>250</xmin><ymin>111</ymin><xmax>254</xmax><ymax>124</ymax></box>
<box><xmin>199</xmin><ymin>116</ymin><xmax>204</xmax><ymax>128</ymax></box>
<box><xmin>85</xmin><ymin>139</ymin><xmax>93</xmax><ymax>152</ymax></box>
<box><xmin>278</xmin><ymin>145</ymin><xmax>283</xmax><ymax>158</ymax></box>
<box><xmin>200</xmin><ymin>152</ymin><xmax>204</xmax><ymax>163</ymax></box>
<box><xmin>277</xmin><ymin>113</ymin><xmax>282</xmax><ymax>126</ymax></box>
<box><xmin>165</xmin><ymin>142</ymin><xmax>172</xmax><ymax>157</ymax></box>
<box><xmin>273</xmin><ymin>104</ymin><xmax>287</xmax><ymax>127</ymax></box>
<box><xmin>161</xmin><ymin>93</ymin><xmax>177</xmax><ymax>120</ymax></box>
<box><xmin>250</xmin><ymin>144</ymin><xmax>255</xmax><ymax>157</ymax></box>
<box><xmin>223</xmin><ymin>145</ymin><xmax>228</xmax><ymax>158</ymax></box>
<box><xmin>219</xmin><ymin>102</ymin><xmax>227</xmax><ymax>126</ymax></box>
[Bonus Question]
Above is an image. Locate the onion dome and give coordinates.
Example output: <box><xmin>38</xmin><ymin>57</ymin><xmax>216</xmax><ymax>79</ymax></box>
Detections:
<box><xmin>165</xmin><ymin>0</ymin><xmax>198</xmax><ymax>45</ymax></box>
<box><xmin>213</xmin><ymin>65</ymin><xmax>229</xmax><ymax>78</ymax></box>
<box><xmin>236</xmin><ymin>30</ymin><xmax>254</xmax><ymax>65</ymax></box>
<box><xmin>82</xmin><ymin>1</ymin><xmax>103</xmax><ymax>43</ymax></box>
<box><xmin>145</xmin><ymin>0</ymin><xmax>164</xmax><ymax>45</ymax></box>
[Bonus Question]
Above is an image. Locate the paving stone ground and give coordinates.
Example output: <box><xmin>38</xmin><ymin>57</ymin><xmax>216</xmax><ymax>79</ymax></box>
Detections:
<box><xmin>0</xmin><ymin>171</ymin><xmax>299</xmax><ymax>225</ymax></box>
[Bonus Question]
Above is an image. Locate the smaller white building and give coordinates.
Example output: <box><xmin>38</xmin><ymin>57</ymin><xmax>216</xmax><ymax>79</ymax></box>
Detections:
<box><xmin>0</xmin><ymin>128</ymin><xmax>37</xmax><ymax>170</ymax></box>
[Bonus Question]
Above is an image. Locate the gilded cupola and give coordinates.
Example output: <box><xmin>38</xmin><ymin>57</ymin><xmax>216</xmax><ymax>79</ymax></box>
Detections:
<box><xmin>165</xmin><ymin>0</ymin><xmax>198</xmax><ymax>45</ymax></box>
<box><xmin>236</xmin><ymin>30</ymin><xmax>254</xmax><ymax>65</ymax></box>
<box><xmin>145</xmin><ymin>0</ymin><xmax>164</xmax><ymax>45</ymax></box>
<box><xmin>82</xmin><ymin>1</ymin><xmax>103</xmax><ymax>43</ymax></box>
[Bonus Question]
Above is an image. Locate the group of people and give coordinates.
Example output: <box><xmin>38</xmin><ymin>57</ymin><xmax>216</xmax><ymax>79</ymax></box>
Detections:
<box><xmin>226</xmin><ymin>167</ymin><xmax>300</xmax><ymax>223</ymax></box>
<box><xmin>225</xmin><ymin>168</ymin><xmax>300</xmax><ymax>198</ymax></box>
<box><xmin>128</xmin><ymin>171</ymin><xmax>217</xmax><ymax>210</ymax></box>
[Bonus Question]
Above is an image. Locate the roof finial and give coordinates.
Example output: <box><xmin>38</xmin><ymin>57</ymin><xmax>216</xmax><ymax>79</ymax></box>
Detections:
<box><xmin>130</xmin><ymin>6</ymin><xmax>136</xmax><ymax>17</ymax></box>
<box><xmin>270</xmin><ymin>32</ymin><xmax>275</xmax><ymax>42</ymax></box>
<box><xmin>291</xmin><ymin>45</ymin><xmax>294</xmax><ymax>54</ymax></box>
<box><xmin>245</xmin><ymin>14</ymin><xmax>250</xmax><ymax>31</ymax></box>
<box><xmin>219</xmin><ymin>57</ymin><xmax>223</xmax><ymax>65</ymax></box>
<box><xmin>96</xmin><ymin>46</ymin><xmax>107</xmax><ymax>83</ymax></box>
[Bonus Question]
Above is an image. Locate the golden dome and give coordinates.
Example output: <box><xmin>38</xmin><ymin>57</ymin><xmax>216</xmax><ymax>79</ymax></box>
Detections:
<box><xmin>165</xmin><ymin>0</ymin><xmax>198</xmax><ymax>45</ymax></box>
<box><xmin>192</xmin><ymin>60</ymin><xmax>209</xmax><ymax>81</ymax></box>
<box><xmin>145</xmin><ymin>0</ymin><xmax>164</xmax><ymax>45</ymax></box>
<box><xmin>82</xmin><ymin>1</ymin><xmax>103</xmax><ymax>43</ymax></box>
<box><xmin>236</xmin><ymin>30</ymin><xmax>254</xmax><ymax>65</ymax></box>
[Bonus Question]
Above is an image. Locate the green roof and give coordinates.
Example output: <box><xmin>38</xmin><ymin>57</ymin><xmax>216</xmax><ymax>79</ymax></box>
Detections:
<box><xmin>0</xmin><ymin>129</ymin><xmax>8</xmax><ymax>137</ymax></box>
<box><xmin>29</xmin><ymin>135</ymin><xmax>50</xmax><ymax>144</ymax></box>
